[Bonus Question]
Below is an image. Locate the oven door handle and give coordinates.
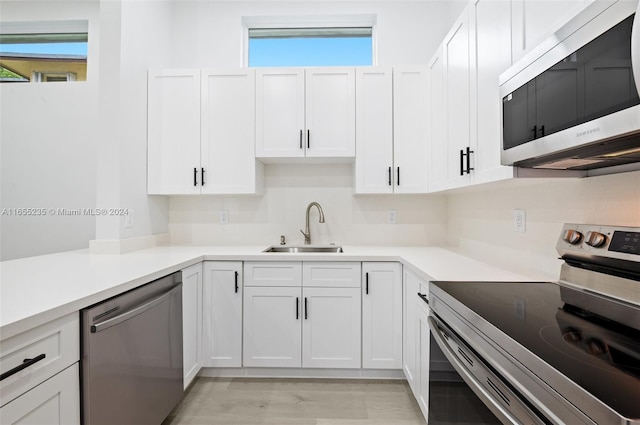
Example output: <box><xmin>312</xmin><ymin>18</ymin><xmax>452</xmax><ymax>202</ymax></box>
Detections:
<box><xmin>428</xmin><ymin>316</ymin><xmax>544</xmax><ymax>425</ymax></box>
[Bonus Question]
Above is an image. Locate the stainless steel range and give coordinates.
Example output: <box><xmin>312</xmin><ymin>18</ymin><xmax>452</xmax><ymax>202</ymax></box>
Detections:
<box><xmin>428</xmin><ymin>224</ymin><xmax>640</xmax><ymax>424</ymax></box>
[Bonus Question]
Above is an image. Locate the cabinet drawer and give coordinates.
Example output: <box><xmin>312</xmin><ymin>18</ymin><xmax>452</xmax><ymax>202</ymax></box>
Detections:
<box><xmin>244</xmin><ymin>262</ymin><xmax>302</xmax><ymax>287</ymax></box>
<box><xmin>1</xmin><ymin>313</ymin><xmax>79</xmax><ymax>407</ymax></box>
<box><xmin>0</xmin><ymin>363</ymin><xmax>80</xmax><ymax>424</ymax></box>
<box><xmin>303</xmin><ymin>262</ymin><xmax>361</xmax><ymax>288</ymax></box>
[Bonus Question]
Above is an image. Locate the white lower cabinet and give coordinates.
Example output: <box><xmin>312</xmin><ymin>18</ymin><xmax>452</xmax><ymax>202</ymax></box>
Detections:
<box><xmin>362</xmin><ymin>262</ymin><xmax>403</xmax><ymax>369</ymax></box>
<box><xmin>0</xmin><ymin>364</ymin><xmax>80</xmax><ymax>425</ymax></box>
<box><xmin>415</xmin><ymin>295</ymin><xmax>431</xmax><ymax>419</ymax></box>
<box><xmin>402</xmin><ymin>267</ymin><xmax>422</xmax><ymax>391</ymax></box>
<box><xmin>243</xmin><ymin>261</ymin><xmax>361</xmax><ymax>368</ymax></box>
<box><xmin>182</xmin><ymin>263</ymin><xmax>203</xmax><ymax>388</ymax></box>
<box><xmin>203</xmin><ymin>261</ymin><xmax>243</xmax><ymax>368</ymax></box>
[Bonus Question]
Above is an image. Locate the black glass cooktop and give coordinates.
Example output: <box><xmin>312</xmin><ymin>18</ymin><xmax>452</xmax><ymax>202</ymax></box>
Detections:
<box><xmin>431</xmin><ymin>281</ymin><xmax>640</xmax><ymax>420</ymax></box>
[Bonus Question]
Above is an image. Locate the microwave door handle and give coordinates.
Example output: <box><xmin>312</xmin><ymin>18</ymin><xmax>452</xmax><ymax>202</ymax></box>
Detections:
<box><xmin>427</xmin><ymin>317</ymin><xmax>538</xmax><ymax>425</ymax></box>
<box><xmin>91</xmin><ymin>285</ymin><xmax>180</xmax><ymax>333</ymax></box>
<box><xmin>632</xmin><ymin>1</ymin><xmax>640</xmax><ymax>97</ymax></box>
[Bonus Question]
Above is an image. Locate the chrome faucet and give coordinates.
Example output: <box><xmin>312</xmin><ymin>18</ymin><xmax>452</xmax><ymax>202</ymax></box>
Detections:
<box><xmin>300</xmin><ymin>202</ymin><xmax>325</xmax><ymax>245</ymax></box>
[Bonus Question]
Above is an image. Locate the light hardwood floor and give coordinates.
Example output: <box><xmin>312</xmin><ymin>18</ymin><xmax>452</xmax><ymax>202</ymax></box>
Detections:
<box><xmin>163</xmin><ymin>377</ymin><xmax>427</xmax><ymax>425</ymax></box>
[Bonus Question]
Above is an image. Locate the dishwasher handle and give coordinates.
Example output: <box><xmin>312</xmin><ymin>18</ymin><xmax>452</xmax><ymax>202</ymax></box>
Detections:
<box><xmin>91</xmin><ymin>284</ymin><xmax>180</xmax><ymax>333</ymax></box>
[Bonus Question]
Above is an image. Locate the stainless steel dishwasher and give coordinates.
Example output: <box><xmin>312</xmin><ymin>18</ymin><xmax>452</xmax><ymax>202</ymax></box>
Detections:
<box><xmin>81</xmin><ymin>271</ymin><xmax>183</xmax><ymax>425</ymax></box>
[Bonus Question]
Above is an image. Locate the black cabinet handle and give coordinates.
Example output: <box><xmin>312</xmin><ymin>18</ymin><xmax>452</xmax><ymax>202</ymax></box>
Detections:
<box><xmin>539</xmin><ymin>125</ymin><xmax>545</xmax><ymax>138</ymax></box>
<box><xmin>459</xmin><ymin>149</ymin><xmax>464</xmax><ymax>176</ymax></box>
<box><xmin>365</xmin><ymin>272</ymin><xmax>369</xmax><ymax>295</ymax></box>
<box><xmin>531</xmin><ymin>125</ymin><xmax>538</xmax><ymax>140</ymax></box>
<box><xmin>460</xmin><ymin>148</ymin><xmax>474</xmax><ymax>175</ymax></box>
<box><xmin>234</xmin><ymin>271</ymin><xmax>239</xmax><ymax>293</ymax></box>
<box><xmin>193</xmin><ymin>168</ymin><xmax>198</xmax><ymax>186</ymax></box>
<box><xmin>417</xmin><ymin>292</ymin><xmax>429</xmax><ymax>304</ymax></box>
<box><xmin>201</xmin><ymin>168</ymin><xmax>206</xmax><ymax>186</ymax></box>
<box><xmin>397</xmin><ymin>167</ymin><xmax>400</xmax><ymax>186</ymax></box>
<box><xmin>300</xmin><ymin>129</ymin><xmax>303</xmax><ymax>149</ymax></box>
<box><xmin>307</xmin><ymin>129</ymin><xmax>310</xmax><ymax>149</ymax></box>
<box><xmin>466</xmin><ymin>147</ymin><xmax>474</xmax><ymax>174</ymax></box>
<box><xmin>296</xmin><ymin>297</ymin><xmax>299</xmax><ymax>320</ymax></box>
<box><xmin>304</xmin><ymin>297</ymin><xmax>308</xmax><ymax>320</ymax></box>
<box><xmin>0</xmin><ymin>354</ymin><xmax>46</xmax><ymax>381</ymax></box>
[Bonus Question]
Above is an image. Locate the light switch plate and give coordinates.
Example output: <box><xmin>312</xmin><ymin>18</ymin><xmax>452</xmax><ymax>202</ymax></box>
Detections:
<box><xmin>514</xmin><ymin>209</ymin><xmax>526</xmax><ymax>232</ymax></box>
<box><xmin>387</xmin><ymin>210</ymin><xmax>397</xmax><ymax>224</ymax></box>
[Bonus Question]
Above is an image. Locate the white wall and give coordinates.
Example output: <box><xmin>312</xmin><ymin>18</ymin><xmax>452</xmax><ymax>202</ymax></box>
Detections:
<box><xmin>169</xmin><ymin>164</ymin><xmax>448</xmax><ymax>246</ymax></box>
<box><xmin>0</xmin><ymin>0</ymin><xmax>100</xmax><ymax>260</ymax></box>
<box><xmin>446</xmin><ymin>171</ymin><xmax>640</xmax><ymax>280</ymax></box>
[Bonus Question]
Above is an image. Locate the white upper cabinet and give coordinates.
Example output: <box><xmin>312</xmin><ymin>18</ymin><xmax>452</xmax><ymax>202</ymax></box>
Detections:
<box><xmin>511</xmin><ymin>0</ymin><xmax>586</xmax><ymax>64</ymax></box>
<box><xmin>148</xmin><ymin>68</ymin><xmax>262</xmax><ymax>195</ymax></box>
<box><xmin>255</xmin><ymin>68</ymin><xmax>355</xmax><ymax>159</ymax></box>
<box><xmin>393</xmin><ymin>67</ymin><xmax>430</xmax><ymax>193</ymax></box>
<box><xmin>201</xmin><ymin>70</ymin><xmax>263</xmax><ymax>194</ymax></box>
<box><xmin>354</xmin><ymin>67</ymin><xmax>429</xmax><ymax>194</ymax></box>
<box><xmin>148</xmin><ymin>69</ymin><xmax>201</xmax><ymax>195</ymax></box>
<box><xmin>354</xmin><ymin>67</ymin><xmax>394</xmax><ymax>193</ymax></box>
<box><xmin>430</xmin><ymin>0</ymin><xmax>515</xmax><ymax>192</ymax></box>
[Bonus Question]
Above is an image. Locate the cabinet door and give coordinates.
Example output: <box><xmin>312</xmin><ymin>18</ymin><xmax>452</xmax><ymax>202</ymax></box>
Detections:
<box><xmin>393</xmin><ymin>67</ymin><xmax>429</xmax><ymax>193</ymax></box>
<box><xmin>182</xmin><ymin>263</ymin><xmax>203</xmax><ymax>388</ymax></box>
<box><xmin>243</xmin><ymin>286</ymin><xmax>302</xmax><ymax>368</ymax></box>
<box><xmin>302</xmin><ymin>287</ymin><xmax>361</xmax><ymax>369</ymax></box>
<box><xmin>255</xmin><ymin>68</ymin><xmax>305</xmax><ymax>158</ymax></box>
<box><xmin>444</xmin><ymin>8</ymin><xmax>472</xmax><ymax>188</ymax></box>
<box><xmin>203</xmin><ymin>261</ymin><xmax>242</xmax><ymax>368</ymax></box>
<box><xmin>354</xmin><ymin>67</ymin><xmax>393</xmax><ymax>194</ymax></box>
<box><xmin>415</xmin><ymin>299</ymin><xmax>430</xmax><ymax>419</ymax></box>
<box><xmin>305</xmin><ymin>68</ymin><xmax>356</xmax><ymax>157</ymax></box>
<box><xmin>147</xmin><ymin>69</ymin><xmax>201</xmax><ymax>195</ymax></box>
<box><xmin>362</xmin><ymin>262</ymin><xmax>402</xmax><ymax>369</ymax></box>
<box><xmin>428</xmin><ymin>48</ymin><xmax>448</xmax><ymax>191</ymax></box>
<box><xmin>511</xmin><ymin>0</ymin><xmax>584</xmax><ymax>63</ymax></box>
<box><xmin>201</xmin><ymin>70</ymin><xmax>261</xmax><ymax>194</ymax></box>
<box><xmin>472</xmin><ymin>0</ymin><xmax>515</xmax><ymax>184</ymax></box>
<box><xmin>402</xmin><ymin>268</ymin><xmax>421</xmax><ymax>392</ymax></box>
<box><xmin>0</xmin><ymin>364</ymin><xmax>80</xmax><ymax>425</ymax></box>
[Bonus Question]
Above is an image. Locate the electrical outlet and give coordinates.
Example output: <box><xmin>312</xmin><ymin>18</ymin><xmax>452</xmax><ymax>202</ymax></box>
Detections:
<box><xmin>219</xmin><ymin>210</ymin><xmax>229</xmax><ymax>225</ymax></box>
<box><xmin>124</xmin><ymin>210</ymin><xmax>134</xmax><ymax>228</ymax></box>
<box><xmin>387</xmin><ymin>210</ymin><xmax>397</xmax><ymax>224</ymax></box>
<box><xmin>514</xmin><ymin>209</ymin><xmax>526</xmax><ymax>233</ymax></box>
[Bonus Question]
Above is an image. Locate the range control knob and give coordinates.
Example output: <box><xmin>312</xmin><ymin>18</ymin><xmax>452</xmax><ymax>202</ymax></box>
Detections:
<box><xmin>585</xmin><ymin>231</ymin><xmax>607</xmax><ymax>248</ymax></box>
<box><xmin>563</xmin><ymin>229</ymin><xmax>583</xmax><ymax>245</ymax></box>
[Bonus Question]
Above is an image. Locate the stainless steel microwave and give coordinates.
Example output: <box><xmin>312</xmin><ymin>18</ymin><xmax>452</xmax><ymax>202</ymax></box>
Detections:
<box><xmin>500</xmin><ymin>0</ymin><xmax>640</xmax><ymax>172</ymax></box>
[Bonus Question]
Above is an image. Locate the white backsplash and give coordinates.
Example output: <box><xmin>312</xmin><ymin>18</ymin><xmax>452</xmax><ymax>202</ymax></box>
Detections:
<box><xmin>169</xmin><ymin>164</ymin><xmax>448</xmax><ymax>247</ymax></box>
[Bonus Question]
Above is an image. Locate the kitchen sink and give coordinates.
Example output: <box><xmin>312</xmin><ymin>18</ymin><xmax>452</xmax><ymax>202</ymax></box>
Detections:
<box><xmin>263</xmin><ymin>245</ymin><xmax>343</xmax><ymax>253</ymax></box>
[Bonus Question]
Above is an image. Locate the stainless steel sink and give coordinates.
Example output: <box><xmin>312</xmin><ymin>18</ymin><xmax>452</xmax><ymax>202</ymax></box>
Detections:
<box><xmin>263</xmin><ymin>245</ymin><xmax>343</xmax><ymax>253</ymax></box>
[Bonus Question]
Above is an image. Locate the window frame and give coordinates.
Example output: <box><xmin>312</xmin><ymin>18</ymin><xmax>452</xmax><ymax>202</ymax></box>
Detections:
<box><xmin>241</xmin><ymin>14</ymin><xmax>377</xmax><ymax>67</ymax></box>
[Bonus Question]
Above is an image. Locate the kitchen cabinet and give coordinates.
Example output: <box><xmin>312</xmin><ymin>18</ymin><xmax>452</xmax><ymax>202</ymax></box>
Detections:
<box><xmin>354</xmin><ymin>67</ymin><xmax>429</xmax><ymax>194</ymax></box>
<box><xmin>202</xmin><ymin>261</ymin><xmax>243</xmax><ymax>368</ymax></box>
<box><xmin>255</xmin><ymin>68</ymin><xmax>355</xmax><ymax>159</ymax></box>
<box><xmin>362</xmin><ymin>262</ymin><xmax>403</xmax><ymax>369</ymax></box>
<box><xmin>511</xmin><ymin>0</ymin><xmax>585</xmax><ymax>64</ymax></box>
<box><xmin>243</xmin><ymin>262</ymin><xmax>361</xmax><ymax>368</ymax></box>
<box><xmin>0</xmin><ymin>313</ymin><xmax>79</xmax><ymax>424</ymax></box>
<box><xmin>430</xmin><ymin>0</ymin><xmax>514</xmax><ymax>192</ymax></box>
<box><xmin>402</xmin><ymin>267</ymin><xmax>423</xmax><ymax>392</ymax></box>
<box><xmin>0</xmin><ymin>364</ymin><xmax>80</xmax><ymax>425</ymax></box>
<box><xmin>182</xmin><ymin>262</ymin><xmax>203</xmax><ymax>388</ymax></box>
<box><xmin>147</xmin><ymin>68</ymin><xmax>262</xmax><ymax>195</ymax></box>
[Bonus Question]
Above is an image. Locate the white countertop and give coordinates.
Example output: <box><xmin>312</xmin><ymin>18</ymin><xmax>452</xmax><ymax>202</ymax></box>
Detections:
<box><xmin>0</xmin><ymin>245</ymin><xmax>539</xmax><ymax>341</ymax></box>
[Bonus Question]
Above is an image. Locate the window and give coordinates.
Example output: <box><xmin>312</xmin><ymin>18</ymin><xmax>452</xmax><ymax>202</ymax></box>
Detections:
<box><xmin>0</xmin><ymin>21</ymin><xmax>88</xmax><ymax>83</ymax></box>
<box><xmin>244</xmin><ymin>15</ymin><xmax>376</xmax><ymax>67</ymax></box>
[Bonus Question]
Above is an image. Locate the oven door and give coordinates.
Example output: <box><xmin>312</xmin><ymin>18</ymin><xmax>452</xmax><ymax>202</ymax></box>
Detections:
<box><xmin>428</xmin><ymin>314</ymin><xmax>548</xmax><ymax>425</ymax></box>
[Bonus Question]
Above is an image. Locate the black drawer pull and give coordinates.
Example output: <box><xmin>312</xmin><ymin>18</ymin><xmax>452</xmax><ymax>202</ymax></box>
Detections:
<box><xmin>201</xmin><ymin>168</ymin><xmax>206</xmax><ymax>186</ymax></box>
<box><xmin>234</xmin><ymin>271</ymin><xmax>239</xmax><ymax>293</ymax></box>
<box><xmin>193</xmin><ymin>167</ymin><xmax>198</xmax><ymax>186</ymax></box>
<box><xmin>365</xmin><ymin>272</ymin><xmax>369</xmax><ymax>295</ymax></box>
<box><xmin>307</xmin><ymin>129</ymin><xmax>310</xmax><ymax>149</ymax></box>
<box><xmin>304</xmin><ymin>297</ymin><xmax>308</xmax><ymax>319</ymax></box>
<box><xmin>388</xmin><ymin>167</ymin><xmax>392</xmax><ymax>186</ymax></box>
<box><xmin>0</xmin><ymin>354</ymin><xmax>46</xmax><ymax>381</ymax></box>
<box><xmin>397</xmin><ymin>167</ymin><xmax>400</xmax><ymax>186</ymax></box>
<box><xmin>296</xmin><ymin>297</ymin><xmax>299</xmax><ymax>320</ymax></box>
<box><xmin>417</xmin><ymin>292</ymin><xmax>428</xmax><ymax>304</ymax></box>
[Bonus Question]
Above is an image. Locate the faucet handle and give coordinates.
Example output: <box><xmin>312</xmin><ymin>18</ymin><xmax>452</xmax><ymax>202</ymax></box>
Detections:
<box><xmin>280</xmin><ymin>235</ymin><xmax>286</xmax><ymax>245</ymax></box>
<box><xmin>300</xmin><ymin>229</ymin><xmax>310</xmax><ymax>244</ymax></box>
